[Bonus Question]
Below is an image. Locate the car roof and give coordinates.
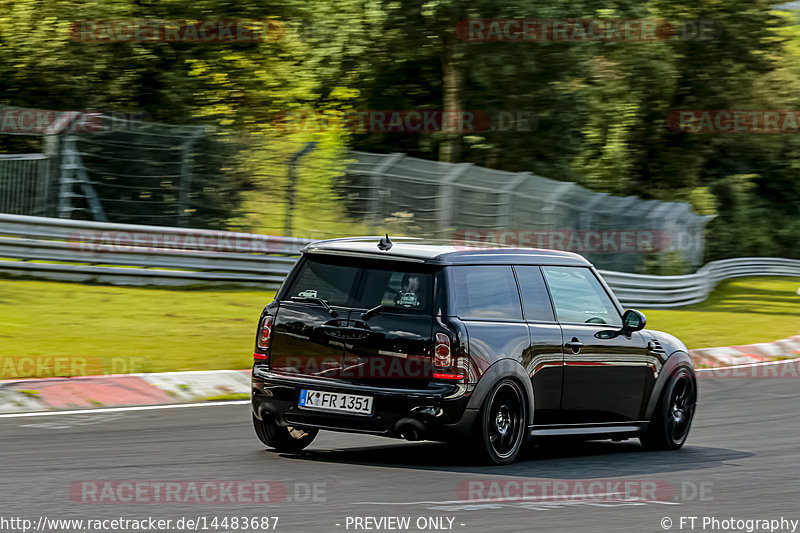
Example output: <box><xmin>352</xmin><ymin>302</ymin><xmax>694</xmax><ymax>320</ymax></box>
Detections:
<box><xmin>302</xmin><ymin>236</ymin><xmax>592</xmax><ymax>267</ymax></box>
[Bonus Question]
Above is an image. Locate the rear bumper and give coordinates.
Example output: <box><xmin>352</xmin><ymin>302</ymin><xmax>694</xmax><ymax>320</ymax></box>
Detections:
<box><xmin>251</xmin><ymin>368</ymin><xmax>477</xmax><ymax>442</ymax></box>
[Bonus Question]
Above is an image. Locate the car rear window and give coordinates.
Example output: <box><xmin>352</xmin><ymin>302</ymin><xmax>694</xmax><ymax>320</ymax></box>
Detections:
<box><xmin>355</xmin><ymin>267</ymin><xmax>433</xmax><ymax>314</ymax></box>
<box><xmin>284</xmin><ymin>256</ymin><xmax>361</xmax><ymax>307</ymax></box>
<box><xmin>284</xmin><ymin>255</ymin><xmax>434</xmax><ymax>313</ymax></box>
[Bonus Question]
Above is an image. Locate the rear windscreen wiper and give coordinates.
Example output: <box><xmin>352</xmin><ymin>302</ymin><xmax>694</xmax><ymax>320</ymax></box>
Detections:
<box><xmin>290</xmin><ymin>296</ymin><xmax>339</xmax><ymax>317</ymax></box>
<box><xmin>361</xmin><ymin>304</ymin><xmax>390</xmax><ymax>321</ymax></box>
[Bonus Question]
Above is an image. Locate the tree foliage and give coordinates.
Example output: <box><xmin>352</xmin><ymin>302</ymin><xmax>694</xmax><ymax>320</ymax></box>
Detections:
<box><xmin>1</xmin><ymin>0</ymin><xmax>799</xmax><ymax>256</ymax></box>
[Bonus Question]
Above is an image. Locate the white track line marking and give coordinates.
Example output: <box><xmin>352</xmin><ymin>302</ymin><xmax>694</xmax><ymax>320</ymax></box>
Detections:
<box><xmin>0</xmin><ymin>400</ymin><xmax>249</xmax><ymax>418</ymax></box>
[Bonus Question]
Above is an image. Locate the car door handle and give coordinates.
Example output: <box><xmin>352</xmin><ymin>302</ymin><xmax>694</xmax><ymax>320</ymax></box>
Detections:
<box><xmin>565</xmin><ymin>337</ymin><xmax>584</xmax><ymax>353</ymax></box>
<box><xmin>339</xmin><ymin>326</ymin><xmax>372</xmax><ymax>339</ymax></box>
<box><xmin>319</xmin><ymin>324</ymin><xmax>350</xmax><ymax>339</ymax></box>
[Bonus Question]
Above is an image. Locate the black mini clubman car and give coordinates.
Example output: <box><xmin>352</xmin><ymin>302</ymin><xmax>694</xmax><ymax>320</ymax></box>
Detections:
<box><xmin>251</xmin><ymin>237</ymin><xmax>697</xmax><ymax>464</ymax></box>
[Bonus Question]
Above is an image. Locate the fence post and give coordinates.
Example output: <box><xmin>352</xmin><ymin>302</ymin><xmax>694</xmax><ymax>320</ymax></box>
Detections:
<box><xmin>44</xmin><ymin>133</ymin><xmax>60</xmax><ymax>216</ymax></box>
<box><xmin>578</xmin><ymin>192</ymin><xmax>607</xmax><ymax>230</ymax></box>
<box><xmin>58</xmin><ymin>136</ymin><xmax>107</xmax><ymax>221</ymax></box>
<box><xmin>57</xmin><ymin>136</ymin><xmax>76</xmax><ymax>219</ymax></box>
<box><xmin>365</xmin><ymin>153</ymin><xmax>404</xmax><ymax>234</ymax></box>
<box><xmin>177</xmin><ymin>127</ymin><xmax>205</xmax><ymax>227</ymax></box>
<box><xmin>541</xmin><ymin>180</ymin><xmax>576</xmax><ymax>229</ymax></box>
<box><xmin>499</xmin><ymin>172</ymin><xmax>530</xmax><ymax>229</ymax></box>
<box><xmin>435</xmin><ymin>162</ymin><xmax>472</xmax><ymax>238</ymax></box>
<box><xmin>284</xmin><ymin>141</ymin><xmax>318</xmax><ymax>237</ymax></box>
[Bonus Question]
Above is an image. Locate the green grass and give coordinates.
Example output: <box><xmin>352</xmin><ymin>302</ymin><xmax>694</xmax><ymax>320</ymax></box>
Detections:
<box><xmin>0</xmin><ymin>279</ymin><xmax>274</xmax><ymax>379</ymax></box>
<box><xmin>204</xmin><ymin>392</ymin><xmax>251</xmax><ymax>401</ymax></box>
<box><xmin>644</xmin><ymin>277</ymin><xmax>800</xmax><ymax>349</ymax></box>
<box><xmin>0</xmin><ymin>276</ymin><xmax>798</xmax><ymax>379</ymax></box>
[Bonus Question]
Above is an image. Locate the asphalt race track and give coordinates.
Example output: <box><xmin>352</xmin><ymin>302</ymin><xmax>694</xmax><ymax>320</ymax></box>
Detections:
<box><xmin>1</xmin><ymin>377</ymin><xmax>798</xmax><ymax>533</ymax></box>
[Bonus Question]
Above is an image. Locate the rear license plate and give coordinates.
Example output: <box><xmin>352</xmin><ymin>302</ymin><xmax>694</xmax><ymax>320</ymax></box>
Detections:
<box><xmin>298</xmin><ymin>389</ymin><xmax>373</xmax><ymax>415</ymax></box>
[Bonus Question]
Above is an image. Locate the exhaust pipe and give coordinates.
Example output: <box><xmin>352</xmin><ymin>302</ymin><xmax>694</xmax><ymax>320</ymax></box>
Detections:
<box><xmin>395</xmin><ymin>418</ymin><xmax>425</xmax><ymax>441</ymax></box>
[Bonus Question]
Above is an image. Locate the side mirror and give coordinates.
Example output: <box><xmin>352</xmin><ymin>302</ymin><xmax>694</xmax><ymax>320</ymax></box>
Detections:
<box><xmin>621</xmin><ymin>309</ymin><xmax>647</xmax><ymax>332</ymax></box>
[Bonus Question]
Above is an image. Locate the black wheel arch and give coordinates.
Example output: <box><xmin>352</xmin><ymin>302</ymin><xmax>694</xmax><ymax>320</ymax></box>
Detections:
<box><xmin>643</xmin><ymin>351</ymin><xmax>697</xmax><ymax>421</ymax></box>
<box><xmin>466</xmin><ymin>359</ymin><xmax>535</xmax><ymax>427</ymax></box>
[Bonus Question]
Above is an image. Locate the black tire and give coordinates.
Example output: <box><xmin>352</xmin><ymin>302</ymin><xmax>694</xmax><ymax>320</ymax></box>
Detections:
<box><xmin>641</xmin><ymin>367</ymin><xmax>697</xmax><ymax>451</ymax></box>
<box><xmin>252</xmin><ymin>414</ymin><xmax>318</xmax><ymax>453</ymax></box>
<box><xmin>472</xmin><ymin>379</ymin><xmax>528</xmax><ymax>465</ymax></box>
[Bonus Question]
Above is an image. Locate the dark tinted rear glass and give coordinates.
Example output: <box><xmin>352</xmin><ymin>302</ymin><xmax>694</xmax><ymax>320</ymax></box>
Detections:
<box><xmin>355</xmin><ymin>267</ymin><xmax>433</xmax><ymax>314</ymax></box>
<box><xmin>284</xmin><ymin>257</ymin><xmax>360</xmax><ymax>307</ymax></box>
<box><xmin>284</xmin><ymin>255</ymin><xmax>434</xmax><ymax>313</ymax></box>
<box><xmin>449</xmin><ymin>265</ymin><xmax>522</xmax><ymax>320</ymax></box>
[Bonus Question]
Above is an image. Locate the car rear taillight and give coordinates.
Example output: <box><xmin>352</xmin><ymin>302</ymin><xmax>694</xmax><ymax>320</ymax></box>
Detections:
<box><xmin>434</xmin><ymin>332</ymin><xmax>451</xmax><ymax>367</ymax></box>
<box><xmin>255</xmin><ymin>316</ymin><xmax>273</xmax><ymax>361</ymax></box>
<box><xmin>432</xmin><ymin>332</ymin><xmax>463</xmax><ymax>380</ymax></box>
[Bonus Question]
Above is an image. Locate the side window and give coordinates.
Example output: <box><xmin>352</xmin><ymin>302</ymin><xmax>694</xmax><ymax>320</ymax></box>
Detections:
<box><xmin>514</xmin><ymin>266</ymin><xmax>556</xmax><ymax>322</ymax></box>
<box><xmin>450</xmin><ymin>265</ymin><xmax>523</xmax><ymax>321</ymax></box>
<box><xmin>541</xmin><ymin>266</ymin><xmax>621</xmax><ymax>326</ymax></box>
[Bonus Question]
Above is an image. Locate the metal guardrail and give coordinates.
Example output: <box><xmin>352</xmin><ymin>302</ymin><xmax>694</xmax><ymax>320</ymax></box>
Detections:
<box><xmin>600</xmin><ymin>258</ymin><xmax>800</xmax><ymax>307</ymax></box>
<box><xmin>0</xmin><ymin>214</ymin><xmax>312</xmax><ymax>288</ymax></box>
<box><xmin>1</xmin><ymin>214</ymin><xmax>799</xmax><ymax>306</ymax></box>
